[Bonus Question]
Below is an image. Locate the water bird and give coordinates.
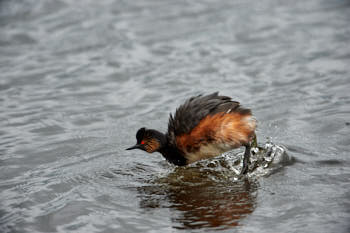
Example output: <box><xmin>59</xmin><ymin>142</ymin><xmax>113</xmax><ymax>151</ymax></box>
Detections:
<box><xmin>126</xmin><ymin>92</ymin><xmax>257</xmax><ymax>174</ymax></box>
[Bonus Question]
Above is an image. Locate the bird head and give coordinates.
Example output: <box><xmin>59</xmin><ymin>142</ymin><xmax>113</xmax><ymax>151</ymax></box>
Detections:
<box><xmin>126</xmin><ymin>127</ymin><xmax>165</xmax><ymax>153</ymax></box>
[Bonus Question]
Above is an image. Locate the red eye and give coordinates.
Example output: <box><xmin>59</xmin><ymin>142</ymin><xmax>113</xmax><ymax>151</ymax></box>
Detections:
<box><xmin>141</xmin><ymin>140</ymin><xmax>145</xmax><ymax>145</ymax></box>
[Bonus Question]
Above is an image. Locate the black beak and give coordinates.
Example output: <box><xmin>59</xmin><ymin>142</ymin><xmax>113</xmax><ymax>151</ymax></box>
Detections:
<box><xmin>126</xmin><ymin>144</ymin><xmax>141</xmax><ymax>150</ymax></box>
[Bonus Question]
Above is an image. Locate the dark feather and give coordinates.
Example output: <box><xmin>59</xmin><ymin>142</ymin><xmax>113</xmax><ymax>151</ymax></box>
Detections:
<box><xmin>166</xmin><ymin>92</ymin><xmax>249</xmax><ymax>145</ymax></box>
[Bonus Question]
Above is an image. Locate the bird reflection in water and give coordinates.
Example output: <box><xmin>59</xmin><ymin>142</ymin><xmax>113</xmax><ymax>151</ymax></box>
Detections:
<box><xmin>138</xmin><ymin>165</ymin><xmax>258</xmax><ymax>230</ymax></box>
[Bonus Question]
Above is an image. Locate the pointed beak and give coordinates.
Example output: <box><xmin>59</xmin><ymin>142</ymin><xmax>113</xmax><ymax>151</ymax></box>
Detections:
<box><xmin>126</xmin><ymin>144</ymin><xmax>141</xmax><ymax>150</ymax></box>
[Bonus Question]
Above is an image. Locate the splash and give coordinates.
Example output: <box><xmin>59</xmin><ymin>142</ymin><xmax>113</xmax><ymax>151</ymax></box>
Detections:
<box><xmin>158</xmin><ymin>140</ymin><xmax>289</xmax><ymax>182</ymax></box>
<box><xmin>247</xmin><ymin>140</ymin><xmax>289</xmax><ymax>177</ymax></box>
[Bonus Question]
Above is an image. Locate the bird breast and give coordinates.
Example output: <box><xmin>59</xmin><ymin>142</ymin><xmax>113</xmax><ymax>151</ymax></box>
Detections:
<box><xmin>185</xmin><ymin>142</ymin><xmax>234</xmax><ymax>164</ymax></box>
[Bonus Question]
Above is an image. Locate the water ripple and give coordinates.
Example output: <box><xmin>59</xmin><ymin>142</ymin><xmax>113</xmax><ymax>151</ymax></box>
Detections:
<box><xmin>1</xmin><ymin>0</ymin><xmax>350</xmax><ymax>232</ymax></box>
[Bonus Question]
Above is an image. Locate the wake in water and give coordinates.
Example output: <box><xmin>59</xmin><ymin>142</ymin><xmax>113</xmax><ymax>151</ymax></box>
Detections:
<box><xmin>140</xmin><ymin>140</ymin><xmax>290</xmax><ymax>229</ymax></box>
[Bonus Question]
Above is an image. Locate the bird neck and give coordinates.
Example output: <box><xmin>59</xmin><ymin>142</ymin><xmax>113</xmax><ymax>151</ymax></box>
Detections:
<box><xmin>158</xmin><ymin>139</ymin><xmax>187</xmax><ymax>166</ymax></box>
<box><xmin>149</xmin><ymin>130</ymin><xmax>187</xmax><ymax>166</ymax></box>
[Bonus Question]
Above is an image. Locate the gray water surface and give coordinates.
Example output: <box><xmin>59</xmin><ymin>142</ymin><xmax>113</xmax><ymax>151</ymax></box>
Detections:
<box><xmin>1</xmin><ymin>0</ymin><xmax>350</xmax><ymax>232</ymax></box>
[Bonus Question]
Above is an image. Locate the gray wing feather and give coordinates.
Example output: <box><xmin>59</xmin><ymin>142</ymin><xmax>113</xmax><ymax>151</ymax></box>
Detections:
<box><xmin>166</xmin><ymin>92</ymin><xmax>248</xmax><ymax>145</ymax></box>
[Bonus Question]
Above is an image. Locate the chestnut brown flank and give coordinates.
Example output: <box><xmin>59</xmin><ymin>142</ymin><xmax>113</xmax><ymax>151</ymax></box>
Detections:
<box><xmin>176</xmin><ymin>112</ymin><xmax>255</xmax><ymax>155</ymax></box>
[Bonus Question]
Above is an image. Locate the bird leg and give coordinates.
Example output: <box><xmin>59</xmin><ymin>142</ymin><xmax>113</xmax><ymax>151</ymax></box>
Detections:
<box><xmin>241</xmin><ymin>144</ymin><xmax>251</xmax><ymax>175</ymax></box>
<box><xmin>251</xmin><ymin>133</ymin><xmax>258</xmax><ymax>148</ymax></box>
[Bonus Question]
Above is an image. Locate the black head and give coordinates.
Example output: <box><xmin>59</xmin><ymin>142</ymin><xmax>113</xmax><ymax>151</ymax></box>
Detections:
<box><xmin>126</xmin><ymin>127</ymin><xmax>166</xmax><ymax>153</ymax></box>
